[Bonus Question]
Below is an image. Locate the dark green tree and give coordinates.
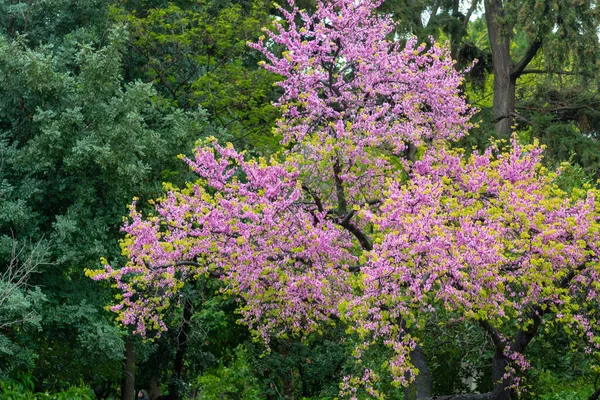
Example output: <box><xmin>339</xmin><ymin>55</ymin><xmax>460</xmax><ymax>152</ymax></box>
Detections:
<box><xmin>0</xmin><ymin>25</ymin><xmax>212</xmax><ymax>394</ymax></box>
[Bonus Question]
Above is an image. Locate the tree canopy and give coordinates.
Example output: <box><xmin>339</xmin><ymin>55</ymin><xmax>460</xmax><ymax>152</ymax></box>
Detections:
<box><xmin>3</xmin><ymin>0</ymin><xmax>600</xmax><ymax>399</ymax></box>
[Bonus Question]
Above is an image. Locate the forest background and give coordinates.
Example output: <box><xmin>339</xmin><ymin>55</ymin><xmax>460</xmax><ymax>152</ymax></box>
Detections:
<box><xmin>2</xmin><ymin>0</ymin><xmax>600</xmax><ymax>399</ymax></box>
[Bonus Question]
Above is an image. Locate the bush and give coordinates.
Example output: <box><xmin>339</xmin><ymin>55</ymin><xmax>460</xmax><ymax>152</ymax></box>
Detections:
<box><xmin>0</xmin><ymin>379</ymin><xmax>95</xmax><ymax>399</ymax></box>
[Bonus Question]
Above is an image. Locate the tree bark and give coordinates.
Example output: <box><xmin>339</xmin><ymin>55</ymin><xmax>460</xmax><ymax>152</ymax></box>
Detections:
<box><xmin>283</xmin><ymin>372</ymin><xmax>295</xmax><ymax>400</ymax></box>
<box><xmin>484</xmin><ymin>0</ymin><xmax>516</xmax><ymax>137</ymax></box>
<box><xmin>589</xmin><ymin>387</ymin><xmax>600</xmax><ymax>400</ymax></box>
<box><xmin>485</xmin><ymin>0</ymin><xmax>545</xmax><ymax>137</ymax></box>
<box><xmin>121</xmin><ymin>338</ymin><xmax>136</xmax><ymax>400</ymax></box>
<box><xmin>489</xmin><ymin>348</ymin><xmax>513</xmax><ymax>400</ymax></box>
<box><xmin>404</xmin><ymin>345</ymin><xmax>433</xmax><ymax>400</ymax></box>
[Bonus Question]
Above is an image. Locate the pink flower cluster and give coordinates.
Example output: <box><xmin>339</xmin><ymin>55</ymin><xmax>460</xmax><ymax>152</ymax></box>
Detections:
<box><xmin>91</xmin><ymin>139</ymin><xmax>355</xmax><ymax>340</ymax></box>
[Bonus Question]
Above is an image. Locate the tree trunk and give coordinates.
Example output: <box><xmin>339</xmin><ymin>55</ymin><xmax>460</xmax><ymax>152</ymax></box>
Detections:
<box><xmin>489</xmin><ymin>349</ymin><xmax>514</xmax><ymax>400</ymax></box>
<box><xmin>168</xmin><ymin>297</ymin><xmax>194</xmax><ymax>400</ymax></box>
<box><xmin>484</xmin><ymin>0</ymin><xmax>515</xmax><ymax>137</ymax></box>
<box><xmin>147</xmin><ymin>371</ymin><xmax>162</xmax><ymax>400</ymax></box>
<box><xmin>121</xmin><ymin>338</ymin><xmax>136</xmax><ymax>400</ymax></box>
<box><xmin>276</xmin><ymin>340</ymin><xmax>295</xmax><ymax>400</ymax></box>
<box><xmin>432</xmin><ymin>353</ymin><xmax>513</xmax><ymax>400</ymax></box>
<box><xmin>485</xmin><ymin>0</ymin><xmax>544</xmax><ymax>137</ymax></box>
<box><xmin>589</xmin><ymin>387</ymin><xmax>600</xmax><ymax>400</ymax></box>
<box><xmin>404</xmin><ymin>345</ymin><xmax>433</xmax><ymax>400</ymax></box>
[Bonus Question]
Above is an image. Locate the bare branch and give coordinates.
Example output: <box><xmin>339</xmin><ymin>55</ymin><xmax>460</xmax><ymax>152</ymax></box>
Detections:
<box><xmin>464</xmin><ymin>0</ymin><xmax>479</xmax><ymax>28</ymax></box>
<box><xmin>0</xmin><ymin>238</ymin><xmax>49</xmax><ymax>329</ymax></box>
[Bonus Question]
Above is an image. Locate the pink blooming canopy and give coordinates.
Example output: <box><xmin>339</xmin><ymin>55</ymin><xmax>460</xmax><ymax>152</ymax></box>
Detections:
<box><xmin>90</xmin><ymin>0</ymin><xmax>600</xmax><ymax>395</ymax></box>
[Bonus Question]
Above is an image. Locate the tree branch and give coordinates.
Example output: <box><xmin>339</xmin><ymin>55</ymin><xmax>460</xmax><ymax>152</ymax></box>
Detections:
<box><xmin>517</xmin><ymin>104</ymin><xmax>600</xmax><ymax>114</ymax></box>
<box><xmin>341</xmin><ymin>220</ymin><xmax>372</xmax><ymax>251</ymax></box>
<box><xmin>464</xmin><ymin>0</ymin><xmax>479</xmax><ymax>28</ymax></box>
<box><xmin>520</xmin><ymin>69</ymin><xmax>595</xmax><ymax>78</ymax></box>
<box><xmin>333</xmin><ymin>158</ymin><xmax>348</xmax><ymax>216</ymax></box>
<box><xmin>511</xmin><ymin>39</ymin><xmax>543</xmax><ymax>79</ymax></box>
<box><xmin>341</xmin><ymin>199</ymin><xmax>381</xmax><ymax>226</ymax></box>
<box><xmin>510</xmin><ymin>257</ymin><xmax>590</xmax><ymax>354</ymax></box>
<box><xmin>302</xmin><ymin>184</ymin><xmax>324</xmax><ymax>213</ymax></box>
<box><xmin>510</xmin><ymin>111</ymin><xmax>534</xmax><ymax>126</ymax></box>
<box><xmin>433</xmin><ymin>393</ymin><xmax>492</xmax><ymax>400</ymax></box>
<box><xmin>479</xmin><ymin>320</ymin><xmax>504</xmax><ymax>350</ymax></box>
<box><xmin>152</xmin><ymin>261</ymin><xmax>221</xmax><ymax>279</ymax></box>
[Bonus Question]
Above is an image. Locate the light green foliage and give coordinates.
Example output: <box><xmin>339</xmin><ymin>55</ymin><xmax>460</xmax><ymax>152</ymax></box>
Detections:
<box><xmin>0</xmin><ymin>380</ymin><xmax>96</xmax><ymax>399</ymax></box>
<box><xmin>115</xmin><ymin>0</ymin><xmax>281</xmax><ymax>154</ymax></box>
<box><xmin>195</xmin><ymin>346</ymin><xmax>261</xmax><ymax>400</ymax></box>
<box><xmin>529</xmin><ymin>371</ymin><xmax>591</xmax><ymax>400</ymax></box>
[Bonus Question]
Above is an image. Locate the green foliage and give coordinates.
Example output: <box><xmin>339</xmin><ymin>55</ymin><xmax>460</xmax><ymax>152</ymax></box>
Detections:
<box><xmin>32</xmin><ymin>300</ymin><xmax>125</xmax><ymax>389</ymax></box>
<box><xmin>0</xmin><ymin>379</ymin><xmax>96</xmax><ymax>399</ymax></box>
<box><xmin>0</xmin><ymin>19</ymin><xmax>215</xmax><ymax>391</ymax></box>
<box><xmin>0</xmin><ymin>284</ymin><xmax>45</xmax><ymax>377</ymax></box>
<box><xmin>115</xmin><ymin>0</ymin><xmax>281</xmax><ymax>154</ymax></box>
<box><xmin>246</xmin><ymin>328</ymin><xmax>360</xmax><ymax>399</ymax></box>
<box><xmin>0</xmin><ymin>0</ymin><xmax>110</xmax><ymax>47</ymax></box>
<box><xmin>421</xmin><ymin>318</ymin><xmax>493</xmax><ymax>395</ymax></box>
<box><xmin>135</xmin><ymin>280</ymin><xmax>252</xmax><ymax>397</ymax></box>
<box><xmin>518</xmin><ymin>84</ymin><xmax>600</xmax><ymax>178</ymax></box>
<box><xmin>195</xmin><ymin>346</ymin><xmax>261</xmax><ymax>400</ymax></box>
<box><xmin>528</xmin><ymin>370</ymin><xmax>591</xmax><ymax>400</ymax></box>
<box><xmin>0</xmin><ymin>239</ymin><xmax>48</xmax><ymax>377</ymax></box>
<box><xmin>1</xmin><ymin>0</ymin><xmax>599</xmax><ymax>397</ymax></box>
<box><xmin>523</xmin><ymin>321</ymin><xmax>595</xmax><ymax>400</ymax></box>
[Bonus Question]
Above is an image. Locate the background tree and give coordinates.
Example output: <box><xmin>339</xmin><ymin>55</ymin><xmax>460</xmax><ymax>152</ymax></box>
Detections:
<box><xmin>481</xmin><ymin>0</ymin><xmax>600</xmax><ymax>136</ymax></box>
<box><xmin>0</xmin><ymin>24</ymin><xmax>213</xmax><ymax>395</ymax></box>
<box><xmin>114</xmin><ymin>0</ymin><xmax>281</xmax><ymax>154</ymax></box>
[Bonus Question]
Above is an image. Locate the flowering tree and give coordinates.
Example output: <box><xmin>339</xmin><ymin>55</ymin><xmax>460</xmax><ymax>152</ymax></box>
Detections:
<box><xmin>89</xmin><ymin>0</ymin><xmax>600</xmax><ymax>398</ymax></box>
<box><xmin>355</xmin><ymin>142</ymin><xmax>600</xmax><ymax>399</ymax></box>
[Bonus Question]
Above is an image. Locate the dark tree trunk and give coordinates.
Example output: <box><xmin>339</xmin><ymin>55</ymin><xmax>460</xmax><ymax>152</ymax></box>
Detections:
<box><xmin>147</xmin><ymin>370</ymin><xmax>162</xmax><ymax>400</ymax></box>
<box><xmin>404</xmin><ymin>345</ymin><xmax>433</xmax><ymax>400</ymax></box>
<box><xmin>264</xmin><ymin>368</ymin><xmax>277</xmax><ymax>400</ymax></box>
<box><xmin>589</xmin><ymin>387</ymin><xmax>600</xmax><ymax>400</ymax></box>
<box><xmin>434</xmin><ymin>349</ymin><xmax>513</xmax><ymax>400</ymax></box>
<box><xmin>489</xmin><ymin>349</ymin><xmax>514</xmax><ymax>400</ymax></box>
<box><xmin>7</xmin><ymin>0</ymin><xmax>15</xmax><ymax>37</ymax></box>
<box><xmin>276</xmin><ymin>340</ymin><xmax>295</xmax><ymax>400</ymax></box>
<box><xmin>168</xmin><ymin>297</ymin><xmax>194</xmax><ymax>400</ymax></box>
<box><xmin>121</xmin><ymin>338</ymin><xmax>136</xmax><ymax>400</ymax></box>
